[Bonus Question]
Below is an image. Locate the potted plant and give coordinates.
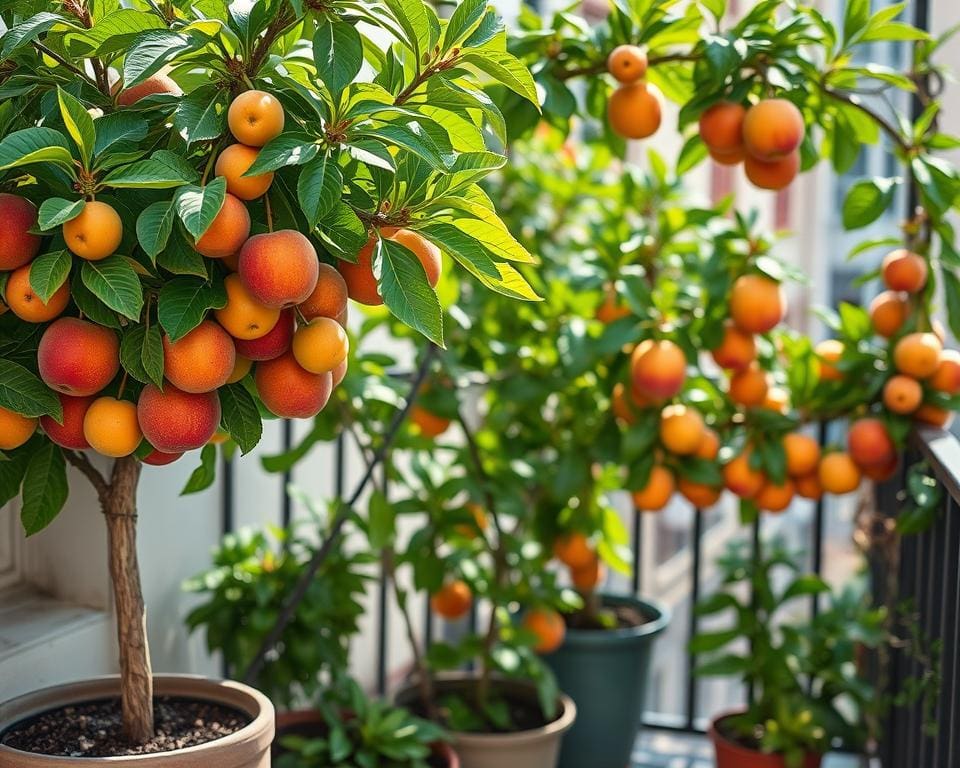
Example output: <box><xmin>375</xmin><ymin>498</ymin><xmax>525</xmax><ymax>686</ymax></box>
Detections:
<box><xmin>692</xmin><ymin>538</ymin><xmax>887</xmax><ymax>768</ymax></box>
<box><xmin>0</xmin><ymin>0</ymin><xmax>540</xmax><ymax>762</ymax></box>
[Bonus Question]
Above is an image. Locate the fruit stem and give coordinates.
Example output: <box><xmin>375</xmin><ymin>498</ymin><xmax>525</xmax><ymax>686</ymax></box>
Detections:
<box><xmin>200</xmin><ymin>141</ymin><xmax>221</xmax><ymax>185</ymax></box>
<box><xmin>264</xmin><ymin>191</ymin><xmax>274</xmax><ymax>232</ymax></box>
<box><xmin>117</xmin><ymin>370</ymin><xmax>129</xmax><ymax>399</ymax></box>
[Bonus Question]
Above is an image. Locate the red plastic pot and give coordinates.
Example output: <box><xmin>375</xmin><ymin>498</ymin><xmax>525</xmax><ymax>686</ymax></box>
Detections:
<box><xmin>709</xmin><ymin>712</ymin><xmax>823</xmax><ymax>768</ymax></box>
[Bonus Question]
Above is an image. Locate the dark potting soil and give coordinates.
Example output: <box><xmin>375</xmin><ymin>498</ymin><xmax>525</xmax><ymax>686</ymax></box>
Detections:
<box><xmin>1</xmin><ymin>696</ymin><xmax>250</xmax><ymax>757</ymax></box>
<box><xmin>564</xmin><ymin>602</ymin><xmax>652</xmax><ymax>631</ymax></box>
<box><xmin>408</xmin><ymin>689</ymin><xmax>551</xmax><ymax>735</ymax></box>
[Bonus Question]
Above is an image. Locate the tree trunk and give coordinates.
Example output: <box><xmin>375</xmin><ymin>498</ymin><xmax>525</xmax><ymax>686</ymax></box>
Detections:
<box><xmin>104</xmin><ymin>456</ymin><xmax>154</xmax><ymax>744</ymax></box>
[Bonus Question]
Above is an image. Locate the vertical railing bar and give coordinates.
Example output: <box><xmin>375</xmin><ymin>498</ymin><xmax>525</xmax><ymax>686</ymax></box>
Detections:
<box><xmin>746</xmin><ymin>516</ymin><xmax>761</xmax><ymax>706</ymax></box>
<box><xmin>685</xmin><ymin>507</ymin><xmax>704</xmax><ymax>729</ymax></box>
<box><xmin>631</xmin><ymin>504</ymin><xmax>642</xmax><ymax>595</ymax></box>
<box><xmin>220</xmin><ymin>452</ymin><xmax>234</xmax><ymax>679</ymax></box>
<box><xmin>934</xmin><ymin>494</ymin><xmax>955</xmax><ymax>767</ymax></box>
<box><xmin>923</xmin><ymin>494</ymin><xmax>946</xmax><ymax>766</ymax></box>
<box><xmin>334</xmin><ymin>432</ymin><xmax>346</xmax><ymax>497</ymax></box>
<box><xmin>811</xmin><ymin>421</ymin><xmax>827</xmax><ymax>621</ymax></box>
<box><xmin>906</xmin><ymin>529</ymin><xmax>927</xmax><ymax>765</ymax></box>
<box><xmin>376</xmin><ymin>463</ymin><xmax>389</xmax><ymax>695</ymax></box>
<box><xmin>281</xmin><ymin>419</ymin><xmax>293</xmax><ymax>528</ymax></box>
<box><xmin>948</xmin><ymin>495</ymin><xmax>960</xmax><ymax>766</ymax></box>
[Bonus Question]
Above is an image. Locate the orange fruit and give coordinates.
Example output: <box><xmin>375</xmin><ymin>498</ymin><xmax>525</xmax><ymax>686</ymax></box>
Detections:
<box><xmin>523</xmin><ymin>608</ymin><xmax>566</xmax><ymax>653</ymax></box>
<box><xmin>571</xmin><ymin>555</ymin><xmax>605</xmax><ymax>592</ymax></box>
<box><xmin>695</xmin><ymin>427</ymin><xmax>721</xmax><ymax>461</ymax></box>
<box><xmin>608</xmin><ymin>82</ymin><xmax>662</xmax><ymax>139</ymax></box>
<box><xmin>883</xmin><ymin>375</ymin><xmax>923</xmax><ymax>414</ymax></box>
<box><xmin>741</xmin><ymin>98</ymin><xmax>805</xmax><ymax>160</ymax></box>
<box><xmin>215</xmin><ymin>144</ymin><xmax>274</xmax><ymax>201</ymax></box>
<box><xmin>299</xmin><ymin>263</ymin><xmax>349</xmax><ymax>321</ymax></box>
<box><xmin>914</xmin><ymin>403</ymin><xmax>954</xmax><ymax>429</ymax></box>
<box><xmin>409</xmin><ymin>405</ymin><xmax>451</xmax><ymax>438</ymax></box>
<box><xmin>710</xmin><ymin>321</ymin><xmax>756</xmax><ymax>371</ymax></box>
<box><xmin>744</xmin><ymin>151</ymin><xmax>800</xmax><ymax>190</ymax></box>
<box><xmin>815</xmin><ymin>339</ymin><xmax>844</xmax><ymax>382</ymax></box>
<box><xmin>893</xmin><ymin>332</ymin><xmax>943</xmax><ymax>379</ymax></box>
<box><xmin>659</xmin><ymin>404</ymin><xmax>705</xmax><ymax>455</ymax></box>
<box><xmin>794</xmin><ymin>472</ymin><xmax>822</xmax><ymax>501</ymax></box>
<box><xmin>730</xmin><ymin>275</ymin><xmax>785</xmax><ymax>334</ymax></box>
<box><xmin>0</xmin><ymin>406</ymin><xmax>37</xmax><ymax>450</ymax></box>
<box><xmin>553</xmin><ymin>532</ymin><xmax>594</xmax><ymax>569</ymax></box>
<box><xmin>62</xmin><ymin>201</ymin><xmax>123</xmax><ymax>261</ymax></box>
<box><xmin>881</xmin><ymin>249</ymin><xmax>927</xmax><ymax>293</ymax></box>
<box><xmin>228</xmin><ymin>90</ymin><xmax>285</xmax><ymax>147</ymax></box>
<box><xmin>723</xmin><ymin>449</ymin><xmax>765</xmax><ymax>498</ymax></box>
<box><xmin>632</xmin><ymin>465</ymin><xmax>675</xmax><ymax>511</ymax></box>
<box><xmin>631</xmin><ymin>339</ymin><xmax>686</xmax><ymax>400</ymax></box>
<box><xmin>4</xmin><ymin>265</ymin><xmax>70</xmax><ymax>322</ymax></box>
<box><xmin>848</xmin><ymin>418</ymin><xmax>896</xmax><ymax>469</ymax></box>
<box><xmin>607</xmin><ymin>44</ymin><xmax>647</xmax><ymax>83</ymax></box>
<box><xmin>678</xmin><ymin>479</ymin><xmax>723</xmax><ymax>508</ymax></box>
<box><xmin>929</xmin><ymin>349</ymin><xmax>960</xmax><ymax>394</ymax></box>
<box><xmin>83</xmin><ymin>397</ymin><xmax>142</xmax><ymax>458</ymax></box>
<box><xmin>754</xmin><ymin>479</ymin><xmax>794</xmax><ymax>513</ymax></box>
<box><xmin>763</xmin><ymin>386</ymin><xmax>790</xmax><ymax>413</ymax></box>
<box><xmin>431</xmin><ymin>579</ymin><xmax>472</xmax><ymax>620</ymax></box>
<box><xmin>699</xmin><ymin>102</ymin><xmax>747</xmax><ymax>157</ymax></box>
<box><xmin>292</xmin><ymin>317</ymin><xmax>349</xmax><ymax>374</ymax></box>
<box><xmin>869</xmin><ymin>291</ymin><xmax>909</xmax><ymax>338</ymax></box>
<box><xmin>728</xmin><ymin>365</ymin><xmax>769</xmax><ymax>407</ymax></box>
<box><xmin>783</xmin><ymin>433</ymin><xmax>820</xmax><ymax>477</ymax></box>
<box><xmin>818</xmin><ymin>452</ymin><xmax>861</xmax><ymax>495</ymax></box>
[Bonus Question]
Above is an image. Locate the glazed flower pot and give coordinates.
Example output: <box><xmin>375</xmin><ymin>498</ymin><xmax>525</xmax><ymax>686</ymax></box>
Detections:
<box><xmin>273</xmin><ymin>708</ymin><xmax>459</xmax><ymax>767</ymax></box>
<box><xmin>394</xmin><ymin>673</ymin><xmax>576</xmax><ymax>768</ymax></box>
<box><xmin>541</xmin><ymin>594</ymin><xmax>669</xmax><ymax>768</ymax></box>
<box><xmin>710</xmin><ymin>712</ymin><xmax>823</xmax><ymax>768</ymax></box>
<box><xmin>0</xmin><ymin>675</ymin><xmax>274</xmax><ymax>767</ymax></box>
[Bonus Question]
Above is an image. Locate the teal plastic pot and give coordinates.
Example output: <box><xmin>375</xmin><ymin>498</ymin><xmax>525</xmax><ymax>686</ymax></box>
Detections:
<box><xmin>543</xmin><ymin>594</ymin><xmax>669</xmax><ymax>768</ymax></box>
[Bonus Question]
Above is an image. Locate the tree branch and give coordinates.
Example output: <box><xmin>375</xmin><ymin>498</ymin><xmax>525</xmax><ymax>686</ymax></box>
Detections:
<box><xmin>64</xmin><ymin>450</ymin><xmax>110</xmax><ymax>502</ymax></box>
<box><xmin>31</xmin><ymin>42</ymin><xmax>101</xmax><ymax>90</ymax></box>
<box><xmin>820</xmin><ymin>86</ymin><xmax>913</xmax><ymax>153</ymax></box>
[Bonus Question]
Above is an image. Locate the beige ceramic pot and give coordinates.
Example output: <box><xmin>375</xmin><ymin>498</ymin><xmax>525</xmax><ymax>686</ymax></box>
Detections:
<box><xmin>0</xmin><ymin>675</ymin><xmax>274</xmax><ymax>767</ymax></box>
<box><xmin>395</xmin><ymin>674</ymin><xmax>576</xmax><ymax>768</ymax></box>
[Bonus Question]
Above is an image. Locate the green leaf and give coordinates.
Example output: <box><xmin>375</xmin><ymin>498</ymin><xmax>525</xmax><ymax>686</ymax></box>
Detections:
<box><xmin>174</xmin><ymin>85</ymin><xmax>230</xmax><ymax>146</ymax></box>
<box><xmin>417</xmin><ymin>222</ymin><xmax>498</xmax><ymax>278</ymax></box>
<box><xmin>0</xmin><ymin>446</ymin><xmax>31</xmax><ymax>507</ymax></box>
<box><xmin>443</xmin><ymin>0</ymin><xmax>486</xmax><ymax>50</ymax></box>
<box><xmin>298</xmin><ymin>152</ymin><xmax>343</xmax><ymax>227</ymax></box>
<box><xmin>123</xmin><ymin>30</ymin><xmax>198</xmax><ymax>88</ymax></box>
<box><xmin>244</xmin><ymin>133</ymin><xmax>321</xmax><ymax>176</ymax></box>
<box><xmin>842</xmin><ymin>177</ymin><xmax>899</xmax><ymax>229</ymax></box>
<box><xmin>0</xmin><ymin>127</ymin><xmax>76</xmax><ymax>174</ymax></box>
<box><xmin>368</xmin><ymin>489</ymin><xmax>395</xmax><ymax>548</ymax></box>
<box><xmin>842</xmin><ymin>0</ymin><xmax>870</xmax><ymax>45</ymax></box>
<box><xmin>0</xmin><ymin>360</ymin><xmax>62</xmax><ymax>419</ymax></box>
<box><xmin>136</xmin><ymin>199</ymin><xmax>176</xmax><ymax>259</ymax></box>
<box><xmin>158</xmin><ymin>276</ymin><xmax>227</xmax><ymax>342</ymax></box>
<box><xmin>93</xmin><ymin>112</ymin><xmax>149</xmax><ymax>157</ymax></box>
<box><xmin>1</xmin><ymin>12</ymin><xmax>72</xmax><ymax>58</ymax></box>
<box><xmin>20</xmin><ymin>443</ymin><xmax>68</xmax><ymax>536</ymax></box>
<box><xmin>57</xmin><ymin>87</ymin><xmax>95</xmax><ymax>168</ymax></box>
<box><xmin>376</xmin><ymin>238</ymin><xmax>444</xmax><ymax>346</ymax></box>
<box><xmin>781</xmin><ymin>574</ymin><xmax>830</xmax><ymax>601</ymax></box>
<box><xmin>313</xmin><ymin>18</ymin><xmax>363</xmax><ymax>98</ymax></box>
<box><xmin>156</xmin><ymin>234</ymin><xmax>208</xmax><ymax>276</ymax></box>
<box><xmin>69</xmin><ymin>8</ymin><xmax>165</xmax><ymax>56</ymax></box>
<box><xmin>175</xmin><ymin>177</ymin><xmax>227</xmax><ymax>239</ymax></box>
<box><xmin>361</xmin><ymin>122</ymin><xmax>452</xmax><ymax>170</ymax></box>
<box><xmin>28</xmin><ymin>250</ymin><xmax>71</xmax><ymax>302</ymax></box>
<box><xmin>37</xmin><ymin>197</ymin><xmax>85</xmax><ymax>230</ymax></box>
<box><xmin>81</xmin><ymin>256</ymin><xmax>144</xmax><ymax>321</ymax></box>
<box><xmin>181</xmin><ymin>443</ymin><xmax>217</xmax><ymax>495</ymax></box>
<box><xmin>218</xmin><ymin>383</ymin><xmax>262</xmax><ymax>455</ymax></box>
<box><xmin>318</xmin><ymin>201</ymin><xmax>367</xmax><ymax>256</ymax></box>
<box><xmin>70</xmin><ymin>272</ymin><xmax>120</xmax><ymax>328</ymax></box>
<box><xmin>688</xmin><ymin>628</ymin><xmax>741</xmax><ymax>654</ymax></box>
<box><xmin>942</xmin><ymin>267</ymin><xmax>960</xmax><ymax>341</ymax></box>
<box><xmin>120</xmin><ymin>324</ymin><xmax>165</xmax><ymax>388</ymax></box>
<box><xmin>460</xmin><ymin>50</ymin><xmax>540</xmax><ymax>108</ymax></box>
<box><xmin>104</xmin><ymin>150</ymin><xmax>199</xmax><ymax>188</ymax></box>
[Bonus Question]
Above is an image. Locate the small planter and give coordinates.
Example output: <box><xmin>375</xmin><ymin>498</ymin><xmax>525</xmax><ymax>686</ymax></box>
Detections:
<box><xmin>394</xmin><ymin>673</ymin><xmax>576</xmax><ymax>768</ymax></box>
<box><xmin>0</xmin><ymin>675</ymin><xmax>274</xmax><ymax>767</ymax></box>
<box><xmin>710</xmin><ymin>712</ymin><xmax>823</xmax><ymax>768</ymax></box>
<box><xmin>542</xmin><ymin>594</ymin><xmax>668</xmax><ymax>768</ymax></box>
<box><xmin>273</xmin><ymin>708</ymin><xmax>459</xmax><ymax>767</ymax></box>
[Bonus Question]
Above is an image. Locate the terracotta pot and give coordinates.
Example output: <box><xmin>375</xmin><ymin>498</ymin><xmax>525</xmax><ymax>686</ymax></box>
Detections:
<box><xmin>0</xmin><ymin>675</ymin><xmax>274</xmax><ymax>767</ymax></box>
<box><xmin>395</xmin><ymin>673</ymin><xmax>576</xmax><ymax>768</ymax></box>
<box><xmin>710</xmin><ymin>712</ymin><xmax>823</xmax><ymax>768</ymax></box>
<box><xmin>273</xmin><ymin>708</ymin><xmax>459</xmax><ymax>767</ymax></box>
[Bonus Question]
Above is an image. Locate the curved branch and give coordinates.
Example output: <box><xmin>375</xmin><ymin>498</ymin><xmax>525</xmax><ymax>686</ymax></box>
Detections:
<box><xmin>820</xmin><ymin>86</ymin><xmax>913</xmax><ymax>153</ymax></box>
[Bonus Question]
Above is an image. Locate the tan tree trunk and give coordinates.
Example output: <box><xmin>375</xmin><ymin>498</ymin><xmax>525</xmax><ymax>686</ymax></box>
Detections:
<box><xmin>103</xmin><ymin>456</ymin><xmax>154</xmax><ymax>744</ymax></box>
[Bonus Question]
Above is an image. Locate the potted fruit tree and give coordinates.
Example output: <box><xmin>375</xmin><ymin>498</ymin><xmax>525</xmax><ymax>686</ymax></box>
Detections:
<box><xmin>0</xmin><ymin>0</ymin><xmax>540</xmax><ymax>763</ymax></box>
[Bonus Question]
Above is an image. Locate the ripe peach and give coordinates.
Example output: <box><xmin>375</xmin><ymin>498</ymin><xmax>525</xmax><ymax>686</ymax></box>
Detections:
<box><xmin>723</xmin><ymin>449</ymin><xmax>765</xmax><ymax>499</ymax></box>
<box><xmin>607</xmin><ymin>44</ymin><xmax>647</xmax><ymax>83</ymax></box>
<box><xmin>893</xmin><ymin>332</ymin><xmax>943</xmax><ymax>379</ymax></box>
<box><xmin>815</xmin><ymin>339</ymin><xmax>844</xmax><ymax>382</ymax></box>
<box><xmin>523</xmin><ymin>608</ymin><xmax>566</xmax><ymax>654</ymax></box>
<box><xmin>763</xmin><ymin>386</ymin><xmax>790</xmax><ymax>413</ymax></box>
<box><xmin>631</xmin><ymin>339</ymin><xmax>686</xmax><ymax>400</ymax></box>
<box><xmin>40</xmin><ymin>394</ymin><xmax>95</xmax><ymax>450</ymax></box>
<box><xmin>410</xmin><ymin>405</ymin><xmax>451</xmax><ymax>438</ymax></box>
<box><xmin>881</xmin><ymin>249</ymin><xmax>927</xmax><ymax>293</ymax></box>
<box><xmin>695</xmin><ymin>427</ymin><xmax>721</xmax><ymax>461</ymax></box>
<box><xmin>795</xmin><ymin>472</ymin><xmax>822</xmax><ymax>501</ymax></box>
<box><xmin>228</xmin><ymin>90</ymin><xmax>285</xmax><ymax>147</ymax></box>
<box><xmin>632</xmin><ymin>465</ymin><xmax>675</xmax><ymax>511</ymax></box>
<box><xmin>596</xmin><ymin>286</ymin><xmax>632</xmax><ymax>323</ymax></box>
<box><xmin>742</xmin><ymin>98</ymin><xmax>805</xmax><ymax>160</ymax></box>
<box><xmin>783</xmin><ymin>432</ymin><xmax>820</xmax><ymax>477</ymax></box>
<box><xmin>571</xmin><ymin>555</ymin><xmax>605</xmax><ymax>592</ymax></box>
<box><xmin>384</xmin><ymin>228</ymin><xmax>442</xmax><ymax>287</ymax></box>
<box><xmin>162</xmin><ymin>320</ymin><xmax>236</xmax><ymax>393</ymax></box>
<box><xmin>883</xmin><ymin>375</ymin><xmax>923</xmax><ymax>414</ymax></box>
<box><xmin>678</xmin><ymin>479</ymin><xmax>722</xmax><ymax>508</ymax></box>
<box><xmin>215</xmin><ymin>273</ymin><xmax>281</xmax><ymax>340</ymax></box>
<box><xmin>38</xmin><ymin>318</ymin><xmax>120</xmax><ymax>396</ymax></box>
<box><xmin>929</xmin><ymin>349</ymin><xmax>960</xmax><ymax>394</ymax></box>
<box><xmin>292</xmin><ymin>317</ymin><xmax>349</xmax><ymax>374</ymax></box>
<box><xmin>5</xmin><ymin>265</ymin><xmax>69</xmax><ymax>322</ymax></box>
<box><xmin>608</xmin><ymin>82</ymin><xmax>662</xmax><ymax>140</ymax></box>
<box><xmin>744</xmin><ymin>151</ymin><xmax>800</xmax><ymax>190</ymax></box>
<box><xmin>83</xmin><ymin>397</ymin><xmax>142</xmax><ymax>457</ymax></box>
<box><xmin>915</xmin><ymin>403</ymin><xmax>954</xmax><ymax>429</ymax></box>
<box><xmin>215</xmin><ymin>144</ymin><xmax>274</xmax><ymax>201</ymax></box>
<box><xmin>730</xmin><ymin>274</ymin><xmax>785</xmax><ymax>334</ymax></box>
<box><xmin>226</xmin><ymin>355</ymin><xmax>253</xmax><ymax>384</ymax></box>
<box><xmin>863</xmin><ymin>455</ymin><xmax>899</xmax><ymax>482</ymax></box>
<box><xmin>699</xmin><ymin>102</ymin><xmax>746</xmax><ymax>157</ymax></box>
<box><xmin>818</xmin><ymin>452</ymin><xmax>861</xmax><ymax>494</ymax></box>
<box><xmin>728</xmin><ymin>364</ymin><xmax>769</xmax><ymax>407</ymax></box>
<box><xmin>0</xmin><ymin>194</ymin><xmax>41</xmax><ymax>270</ymax></box>
<box><xmin>116</xmin><ymin>73</ymin><xmax>182</xmax><ymax>105</ymax></box>
<box><xmin>659</xmin><ymin>404</ymin><xmax>704</xmax><ymax>455</ymax></box>
<box><xmin>0</xmin><ymin>406</ymin><xmax>37</xmax><ymax>450</ymax></box>
<box><xmin>137</xmin><ymin>384</ymin><xmax>221</xmax><ymax>453</ymax></box>
<box><xmin>709</xmin><ymin>146</ymin><xmax>747</xmax><ymax>166</ymax></box>
<box><xmin>848</xmin><ymin>418</ymin><xmax>896</xmax><ymax>469</ymax></box>
<box><xmin>194</xmin><ymin>193</ymin><xmax>250</xmax><ymax>259</ymax></box>
<box><xmin>234</xmin><ymin>308</ymin><xmax>294</xmax><ymax>361</ymax></box>
<box><xmin>339</xmin><ymin>238</ymin><xmax>382</xmax><ymax>306</ymax></box>
<box><xmin>431</xmin><ymin>580</ymin><xmax>472</xmax><ymax>619</ymax></box>
<box><xmin>754</xmin><ymin>479</ymin><xmax>794</xmax><ymax>513</ymax></box>
<box><xmin>869</xmin><ymin>291</ymin><xmax>909</xmax><ymax>338</ymax></box>
<box><xmin>255</xmin><ymin>351</ymin><xmax>333</xmax><ymax>418</ymax></box>
<box><xmin>553</xmin><ymin>532</ymin><xmax>594</xmax><ymax>569</ymax></box>
<box><xmin>711</xmin><ymin>321</ymin><xmax>756</xmax><ymax>371</ymax></box>
<box><xmin>142</xmin><ymin>449</ymin><xmax>184</xmax><ymax>466</ymax></box>
<box><xmin>62</xmin><ymin>201</ymin><xmax>123</xmax><ymax>261</ymax></box>
<box><xmin>299</xmin><ymin>263</ymin><xmax>349</xmax><ymax>321</ymax></box>
<box><xmin>239</xmin><ymin>229</ymin><xmax>319</xmax><ymax>308</ymax></box>
<box><xmin>612</xmin><ymin>381</ymin><xmax>638</xmax><ymax>425</ymax></box>
<box><xmin>332</xmin><ymin>360</ymin><xmax>348</xmax><ymax>388</ymax></box>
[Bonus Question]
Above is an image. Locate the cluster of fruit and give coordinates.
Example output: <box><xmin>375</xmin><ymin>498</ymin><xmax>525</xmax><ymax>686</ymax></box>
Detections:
<box><xmin>698</xmin><ymin>98</ymin><xmax>805</xmax><ymax>190</ymax></box>
<box><xmin>605</xmin><ymin>45</ymin><xmax>663</xmax><ymax>141</ymax></box>
<box><xmin>606</xmin><ymin>254</ymin><xmax>959</xmax><ymax>516</ymax></box>
<box><xmin>0</xmin><ymin>90</ymin><xmax>359</xmax><ymax>462</ymax></box>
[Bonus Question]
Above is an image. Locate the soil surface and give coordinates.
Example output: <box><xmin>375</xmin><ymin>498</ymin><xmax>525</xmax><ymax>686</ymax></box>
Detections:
<box><xmin>565</xmin><ymin>602</ymin><xmax>652</xmax><ymax>631</ymax></box>
<box><xmin>409</xmin><ymin>689</ymin><xmax>550</xmax><ymax>734</ymax></box>
<box><xmin>1</xmin><ymin>696</ymin><xmax>250</xmax><ymax>757</ymax></box>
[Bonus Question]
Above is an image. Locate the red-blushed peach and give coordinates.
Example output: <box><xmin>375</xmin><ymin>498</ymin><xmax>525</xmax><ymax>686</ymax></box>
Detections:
<box><xmin>255</xmin><ymin>351</ymin><xmax>332</xmax><ymax>418</ymax></box>
<box><xmin>40</xmin><ymin>394</ymin><xmax>96</xmax><ymax>450</ymax></box>
<box><xmin>234</xmin><ymin>308</ymin><xmax>294</xmax><ymax>361</ymax></box>
<box><xmin>38</xmin><ymin>318</ymin><xmax>120</xmax><ymax>396</ymax></box>
<box><xmin>226</xmin><ymin>355</ymin><xmax>253</xmax><ymax>384</ymax></box>
<box><xmin>729</xmin><ymin>274</ymin><xmax>786</xmax><ymax>333</ymax></box>
<box><xmin>332</xmin><ymin>359</ymin><xmax>348</xmax><ymax>388</ymax></box>
<box><xmin>382</xmin><ymin>228</ymin><xmax>442</xmax><ymax>287</ymax></box>
<box><xmin>215</xmin><ymin>273</ymin><xmax>281</xmax><ymax>340</ymax></box>
<box><xmin>194</xmin><ymin>193</ymin><xmax>251</xmax><ymax>259</ymax></box>
<box><xmin>0</xmin><ymin>194</ymin><xmax>42</xmax><ymax>270</ymax></box>
<box><xmin>116</xmin><ymin>73</ymin><xmax>182</xmax><ymax>106</ymax></box>
<box><xmin>162</xmin><ymin>320</ymin><xmax>236</xmax><ymax>393</ymax></box>
<box><xmin>0</xmin><ymin>406</ymin><xmax>37</xmax><ymax>450</ymax></box>
<box><xmin>238</xmin><ymin>230</ymin><xmax>319</xmax><ymax>308</ymax></box>
<box><xmin>299</xmin><ymin>263</ymin><xmax>349</xmax><ymax>321</ymax></box>
<box><xmin>339</xmin><ymin>238</ymin><xmax>382</xmax><ymax>306</ymax></box>
<box><xmin>847</xmin><ymin>418</ymin><xmax>896</xmax><ymax>469</ymax></box>
<box><xmin>742</xmin><ymin>98</ymin><xmax>805</xmax><ymax>160</ymax></box>
<box><xmin>142</xmin><ymin>448</ymin><xmax>184</xmax><ymax>466</ymax></box>
<box><xmin>83</xmin><ymin>397</ymin><xmax>142</xmax><ymax>457</ymax></box>
<box><xmin>631</xmin><ymin>339</ymin><xmax>686</xmax><ymax>400</ymax></box>
<box><xmin>137</xmin><ymin>384</ymin><xmax>222</xmax><ymax>453</ymax></box>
